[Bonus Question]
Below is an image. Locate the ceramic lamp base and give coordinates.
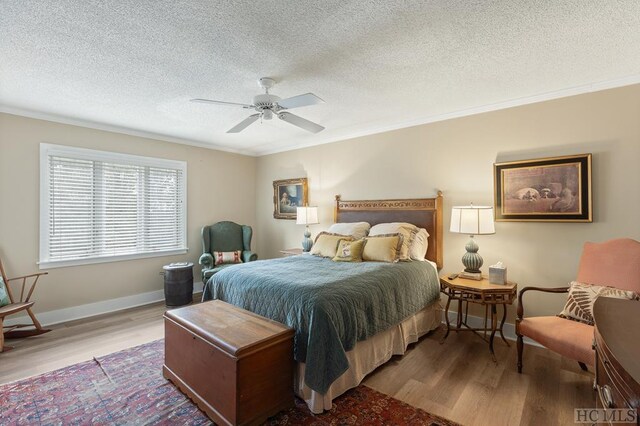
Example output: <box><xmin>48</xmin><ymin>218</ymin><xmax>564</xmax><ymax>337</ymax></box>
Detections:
<box><xmin>462</xmin><ymin>236</ymin><xmax>483</xmax><ymax>273</ymax></box>
<box><xmin>301</xmin><ymin>227</ymin><xmax>313</xmax><ymax>252</ymax></box>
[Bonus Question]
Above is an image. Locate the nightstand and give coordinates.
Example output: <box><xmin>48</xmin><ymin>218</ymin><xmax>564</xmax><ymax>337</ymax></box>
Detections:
<box><xmin>440</xmin><ymin>273</ymin><xmax>517</xmax><ymax>361</ymax></box>
<box><xmin>279</xmin><ymin>248</ymin><xmax>304</xmax><ymax>257</ymax></box>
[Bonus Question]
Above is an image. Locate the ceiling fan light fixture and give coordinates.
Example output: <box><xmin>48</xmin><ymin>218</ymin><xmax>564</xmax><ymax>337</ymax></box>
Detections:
<box><xmin>192</xmin><ymin>77</ymin><xmax>325</xmax><ymax>134</ymax></box>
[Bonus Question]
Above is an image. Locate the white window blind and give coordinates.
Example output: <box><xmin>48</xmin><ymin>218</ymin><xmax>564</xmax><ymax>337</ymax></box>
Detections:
<box><xmin>40</xmin><ymin>144</ymin><xmax>187</xmax><ymax>268</ymax></box>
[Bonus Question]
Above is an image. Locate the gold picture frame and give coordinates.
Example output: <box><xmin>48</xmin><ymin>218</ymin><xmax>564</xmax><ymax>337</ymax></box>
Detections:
<box><xmin>273</xmin><ymin>178</ymin><xmax>308</xmax><ymax>220</ymax></box>
<box><xmin>494</xmin><ymin>154</ymin><xmax>592</xmax><ymax>222</ymax></box>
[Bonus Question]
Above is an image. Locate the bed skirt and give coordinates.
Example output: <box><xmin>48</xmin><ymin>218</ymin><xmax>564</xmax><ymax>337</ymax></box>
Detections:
<box><xmin>295</xmin><ymin>299</ymin><xmax>443</xmax><ymax>413</ymax></box>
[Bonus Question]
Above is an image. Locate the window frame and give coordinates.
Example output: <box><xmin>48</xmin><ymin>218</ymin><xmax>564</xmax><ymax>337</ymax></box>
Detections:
<box><xmin>39</xmin><ymin>143</ymin><xmax>188</xmax><ymax>269</ymax></box>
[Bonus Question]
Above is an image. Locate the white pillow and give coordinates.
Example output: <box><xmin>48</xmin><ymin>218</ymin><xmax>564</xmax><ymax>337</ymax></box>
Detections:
<box><xmin>327</xmin><ymin>222</ymin><xmax>371</xmax><ymax>240</ymax></box>
<box><xmin>409</xmin><ymin>228</ymin><xmax>429</xmax><ymax>261</ymax></box>
<box><xmin>369</xmin><ymin>222</ymin><xmax>418</xmax><ymax>261</ymax></box>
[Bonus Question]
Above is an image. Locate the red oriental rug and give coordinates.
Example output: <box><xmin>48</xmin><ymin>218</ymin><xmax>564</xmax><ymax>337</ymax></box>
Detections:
<box><xmin>0</xmin><ymin>340</ymin><xmax>458</xmax><ymax>425</ymax></box>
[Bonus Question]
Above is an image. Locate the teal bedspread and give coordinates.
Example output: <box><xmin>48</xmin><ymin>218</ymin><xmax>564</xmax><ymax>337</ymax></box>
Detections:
<box><xmin>202</xmin><ymin>255</ymin><xmax>440</xmax><ymax>394</ymax></box>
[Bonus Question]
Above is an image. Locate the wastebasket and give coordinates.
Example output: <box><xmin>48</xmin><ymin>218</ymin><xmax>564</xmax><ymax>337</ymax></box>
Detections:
<box><xmin>162</xmin><ymin>262</ymin><xmax>194</xmax><ymax>307</ymax></box>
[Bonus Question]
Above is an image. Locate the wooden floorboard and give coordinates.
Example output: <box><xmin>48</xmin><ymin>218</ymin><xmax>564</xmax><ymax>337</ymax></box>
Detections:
<box><xmin>364</xmin><ymin>328</ymin><xmax>594</xmax><ymax>426</ymax></box>
<box><xmin>0</xmin><ymin>301</ymin><xmax>166</xmax><ymax>384</ymax></box>
<box><xmin>0</xmin><ymin>301</ymin><xmax>594</xmax><ymax>425</ymax></box>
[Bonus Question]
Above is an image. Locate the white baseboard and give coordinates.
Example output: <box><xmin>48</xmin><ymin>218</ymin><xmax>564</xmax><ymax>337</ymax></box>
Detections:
<box><xmin>4</xmin><ymin>282</ymin><xmax>204</xmax><ymax>328</ymax></box>
<box><xmin>5</xmin><ymin>286</ymin><xmax>543</xmax><ymax>349</ymax></box>
<box><xmin>444</xmin><ymin>310</ymin><xmax>543</xmax><ymax>348</ymax></box>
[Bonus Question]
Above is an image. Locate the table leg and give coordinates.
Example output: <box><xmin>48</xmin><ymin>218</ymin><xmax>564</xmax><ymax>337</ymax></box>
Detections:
<box><xmin>456</xmin><ymin>298</ymin><xmax>463</xmax><ymax>331</ymax></box>
<box><xmin>499</xmin><ymin>303</ymin><xmax>510</xmax><ymax>346</ymax></box>
<box><xmin>440</xmin><ymin>295</ymin><xmax>452</xmax><ymax>343</ymax></box>
<box><xmin>489</xmin><ymin>304</ymin><xmax>497</xmax><ymax>362</ymax></box>
<box><xmin>483</xmin><ymin>304</ymin><xmax>488</xmax><ymax>339</ymax></box>
<box><xmin>464</xmin><ymin>299</ymin><xmax>469</xmax><ymax>326</ymax></box>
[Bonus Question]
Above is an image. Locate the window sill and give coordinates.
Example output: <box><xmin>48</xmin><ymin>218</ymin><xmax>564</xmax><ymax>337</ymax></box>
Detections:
<box><xmin>39</xmin><ymin>248</ymin><xmax>189</xmax><ymax>269</ymax></box>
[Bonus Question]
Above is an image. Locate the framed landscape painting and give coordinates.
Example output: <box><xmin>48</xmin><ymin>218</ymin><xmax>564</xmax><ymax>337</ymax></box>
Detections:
<box><xmin>273</xmin><ymin>177</ymin><xmax>308</xmax><ymax>219</ymax></box>
<box><xmin>494</xmin><ymin>154</ymin><xmax>592</xmax><ymax>222</ymax></box>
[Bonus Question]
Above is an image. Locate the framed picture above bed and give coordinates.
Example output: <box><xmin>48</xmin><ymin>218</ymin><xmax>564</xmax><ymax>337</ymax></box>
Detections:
<box><xmin>273</xmin><ymin>177</ymin><xmax>308</xmax><ymax>219</ymax></box>
<box><xmin>494</xmin><ymin>153</ymin><xmax>592</xmax><ymax>222</ymax></box>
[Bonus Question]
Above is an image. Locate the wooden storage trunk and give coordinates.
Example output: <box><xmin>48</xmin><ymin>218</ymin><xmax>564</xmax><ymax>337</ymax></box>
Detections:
<box><xmin>163</xmin><ymin>300</ymin><xmax>295</xmax><ymax>426</ymax></box>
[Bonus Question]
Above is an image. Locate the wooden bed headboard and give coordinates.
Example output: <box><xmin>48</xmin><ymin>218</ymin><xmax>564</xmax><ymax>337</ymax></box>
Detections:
<box><xmin>334</xmin><ymin>192</ymin><xmax>444</xmax><ymax>269</ymax></box>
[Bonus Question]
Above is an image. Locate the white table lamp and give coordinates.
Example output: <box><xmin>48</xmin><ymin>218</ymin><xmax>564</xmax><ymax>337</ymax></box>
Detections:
<box><xmin>450</xmin><ymin>204</ymin><xmax>495</xmax><ymax>273</ymax></box>
<box><xmin>296</xmin><ymin>206</ymin><xmax>319</xmax><ymax>252</ymax></box>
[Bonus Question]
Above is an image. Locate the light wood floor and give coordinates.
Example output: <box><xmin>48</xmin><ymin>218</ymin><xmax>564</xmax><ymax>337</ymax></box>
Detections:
<box><xmin>364</xmin><ymin>329</ymin><xmax>594</xmax><ymax>426</ymax></box>
<box><xmin>0</xmin><ymin>300</ymin><xmax>593</xmax><ymax>426</ymax></box>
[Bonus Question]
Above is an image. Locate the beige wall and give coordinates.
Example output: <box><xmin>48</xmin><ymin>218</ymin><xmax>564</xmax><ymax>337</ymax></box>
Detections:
<box><xmin>2</xmin><ymin>84</ymin><xmax>639</xmax><ymax>321</ymax></box>
<box><xmin>0</xmin><ymin>113</ymin><xmax>256</xmax><ymax>313</ymax></box>
<box><xmin>255</xmin><ymin>85</ymin><xmax>640</xmax><ymax>319</ymax></box>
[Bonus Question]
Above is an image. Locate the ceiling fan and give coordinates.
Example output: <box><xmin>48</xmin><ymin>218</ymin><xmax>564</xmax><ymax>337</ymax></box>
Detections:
<box><xmin>191</xmin><ymin>77</ymin><xmax>325</xmax><ymax>134</ymax></box>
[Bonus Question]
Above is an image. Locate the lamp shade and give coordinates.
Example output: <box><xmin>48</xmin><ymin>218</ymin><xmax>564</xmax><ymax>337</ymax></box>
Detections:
<box><xmin>296</xmin><ymin>206</ymin><xmax>319</xmax><ymax>225</ymax></box>
<box><xmin>450</xmin><ymin>205</ymin><xmax>495</xmax><ymax>235</ymax></box>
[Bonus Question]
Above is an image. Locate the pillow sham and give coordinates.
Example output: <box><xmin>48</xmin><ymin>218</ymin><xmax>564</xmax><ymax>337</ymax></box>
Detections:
<box><xmin>369</xmin><ymin>222</ymin><xmax>417</xmax><ymax>261</ymax></box>
<box><xmin>559</xmin><ymin>281</ymin><xmax>640</xmax><ymax>325</ymax></box>
<box><xmin>311</xmin><ymin>232</ymin><xmax>353</xmax><ymax>258</ymax></box>
<box><xmin>409</xmin><ymin>228</ymin><xmax>430</xmax><ymax>261</ymax></box>
<box><xmin>213</xmin><ymin>250</ymin><xmax>243</xmax><ymax>266</ymax></box>
<box><xmin>362</xmin><ymin>233</ymin><xmax>404</xmax><ymax>263</ymax></box>
<box><xmin>327</xmin><ymin>222</ymin><xmax>371</xmax><ymax>240</ymax></box>
<box><xmin>332</xmin><ymin>238</ymin><xmax>366</xmax><ymax>262</ymax></box>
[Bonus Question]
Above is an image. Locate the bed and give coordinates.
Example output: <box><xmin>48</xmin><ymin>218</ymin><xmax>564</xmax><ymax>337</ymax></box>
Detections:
<box><xmin>202</xmin><ymin>192</ymin><xmax>444</xmax><ymax>413</ymax></box>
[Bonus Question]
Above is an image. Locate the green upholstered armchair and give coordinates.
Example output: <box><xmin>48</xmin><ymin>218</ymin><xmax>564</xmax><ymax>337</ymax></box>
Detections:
<box><xmin>198</xmin><ymin>221</ymin><xmax>257</xmax><ymax>282</ymax></box>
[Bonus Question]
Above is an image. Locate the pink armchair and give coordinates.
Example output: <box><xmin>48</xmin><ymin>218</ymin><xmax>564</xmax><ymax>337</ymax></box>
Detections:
<box><xmin>516</xmin><ymin>238</ymin><xmax>640</xmax><ymax>373</ymax></box>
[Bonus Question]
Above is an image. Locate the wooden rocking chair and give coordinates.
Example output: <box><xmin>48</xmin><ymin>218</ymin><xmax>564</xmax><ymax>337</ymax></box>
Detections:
<box><xmin>0</xmin><ymin>257</ymin><xmax>50</xmax><ymax>352</ymax></box>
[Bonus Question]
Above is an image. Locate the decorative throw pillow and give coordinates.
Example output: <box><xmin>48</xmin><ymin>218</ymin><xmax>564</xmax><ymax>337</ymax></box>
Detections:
<box><xmin>332</xmin><ymin>239</ymin><xmax>366</xmax><ymax>262</ymax></box>
<box><xmin>362</xmin><ymin>233</ymin><xmax>404</xmax><ymax>263</ymax></box>
<box><xmin>0</xmin><ymin>277</ymin><xmax>10</xmax><ymax>307</ymax></box>
<box><xmin>311</xmin><ymin>232</ymin><xmax>353</xmax><ymax>258</ymax></box>
<box><xmin>369</xmin><ymin>223</ymin><xmax>417</xmax><ymax>261</ymax></box>
<box><xmin>409</xmin><ymin>228</ymin><xmax>430</xmax><ymax>261</ymax></box>
<box><xmin>559</xmin><ymin>281</ymin><xmax>640</xmax><ymax>325</ymax></box>
<box><xmin>327</xmin><ymin>222</ymin><xmax>371</xmax><ymax>240</ymax></box>
<box><xmin>213</xmin><ymin>250</ymin><xmax>243</xmax><ymax>266</ymax></box>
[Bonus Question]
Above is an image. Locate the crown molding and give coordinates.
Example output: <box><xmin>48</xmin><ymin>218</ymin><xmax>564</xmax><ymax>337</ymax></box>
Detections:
<box><xmin>255</xmin><ymin>73</ymin><xmax>640</xmax><ymax>156</ymax></box>
<box><xmin>0</xmin><ymin>105</ymin><xmax>256</xmax><ymax>156</ymax></box>
<box><xmin>3</xmin><ymin>73</ymin><xmax>639</xmax><ymax>158</ymax></box>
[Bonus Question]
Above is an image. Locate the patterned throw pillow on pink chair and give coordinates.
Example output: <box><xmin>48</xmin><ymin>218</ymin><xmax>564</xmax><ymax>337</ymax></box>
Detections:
<box><xmin>559</xmin><ymin>281</ymin><xmax>640</xmax><ymax>325</ymax></box>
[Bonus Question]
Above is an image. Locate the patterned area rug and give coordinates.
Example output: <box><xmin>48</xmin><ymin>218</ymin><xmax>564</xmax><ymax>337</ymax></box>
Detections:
<box><xmin>0</xmin><ymin>340</ymin><xmax>458</xmax><ymax>425</ymax></box>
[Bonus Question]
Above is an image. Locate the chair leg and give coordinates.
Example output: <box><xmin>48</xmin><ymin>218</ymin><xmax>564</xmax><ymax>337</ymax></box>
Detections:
<box><xmin>3</xmin><ymin>308</ymin><xmax>51</xmax><ymax>340</ymax></box>
<box><xmin>26</xmin><ymin>308</ymin><xmax>45</xmax><ymax>331</ymax></box>
<box><xmin>578</xmin><ymin>362</ymin><xmax>588</xmax><ymax>372</ymax></box>
<box><xmin>517</xmin><ymin>334</ymin><xmax>524</xmax><ymax>373</ymax></box>
<box><xmin>0</xmin><ymin>318</ymin><xmax>13</xmax><ymax>352</ymax></box>
<box><xmin>0</xmin><ymin>317</ymin><xmax>4</xmax><ymax>353</ymax></box>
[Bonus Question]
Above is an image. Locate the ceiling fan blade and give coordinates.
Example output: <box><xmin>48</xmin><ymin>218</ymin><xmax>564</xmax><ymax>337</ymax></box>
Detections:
<box><xmin>278</xmin><ymin>112</ymin><xmax>325</xmax><ymax>133</ymax></box>
<box><xmin>277</xmin><ymin>93</ymin><xmax>325</xmax><ymax>110</ymax></box>
<box><xmin>227</xmin><ymin>113</ymin><xmax>260</xmax><ymax>133</ymax></box>
<box><xmin>191</xmin><ymin>98</ymin><xmax>254</xmax><ymax>109</ymax></box>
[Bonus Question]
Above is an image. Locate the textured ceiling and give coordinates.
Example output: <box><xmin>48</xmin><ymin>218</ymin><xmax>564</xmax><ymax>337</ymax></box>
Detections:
<box><xmin>1</xmin><ymin>1</ymin><xmax>639</xmax><ymax>156</ymax></box>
